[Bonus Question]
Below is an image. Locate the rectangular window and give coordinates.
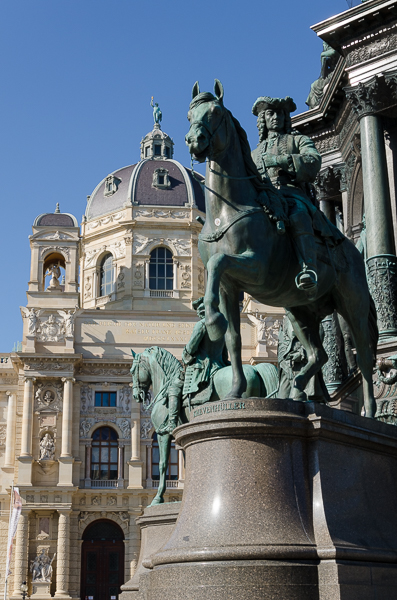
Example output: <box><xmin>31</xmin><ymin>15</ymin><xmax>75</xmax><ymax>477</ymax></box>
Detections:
<box><xmin>145</xmin><ymin>147</ymin><xmax>150</xmax><ymax>157</ymax></box>
<box><xmin>165</xmin><ymin>147</ymin><xmax>170</xmax><ymax>158</ymax></box>
<box><xmin>154</xmin><ymin>144</ymin><xmax>161</xmax><ymax>156</ymax></box>
<box><xmin>95</xmin><ymin>391</ymin><xmax>117</xmax><ymax>407</ymax></box>
<box><xmin>158</xmin><ymin>175</ymin><xmax>165</xmax><ymax>185</ymax></box>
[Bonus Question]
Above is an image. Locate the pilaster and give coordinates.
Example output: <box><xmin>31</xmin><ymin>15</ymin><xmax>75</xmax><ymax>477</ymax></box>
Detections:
<box><xmin>55</xmin><ymin>510</ymin><xmax>72</xmax><ymax>599</ymax></box>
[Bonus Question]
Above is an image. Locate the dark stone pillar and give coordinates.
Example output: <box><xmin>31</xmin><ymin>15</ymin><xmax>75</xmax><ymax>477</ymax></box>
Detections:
<box><xmin>345</xmin><ymin>73</ymin><xmax>397</xmax><ymax>339</ymax></box>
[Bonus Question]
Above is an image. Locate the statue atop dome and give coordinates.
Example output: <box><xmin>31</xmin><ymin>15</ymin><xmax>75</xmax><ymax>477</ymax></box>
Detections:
<box><xmin>151</xmin><ymin>96</ymin><xmax>162</xmax><ymax>126</ymax></box>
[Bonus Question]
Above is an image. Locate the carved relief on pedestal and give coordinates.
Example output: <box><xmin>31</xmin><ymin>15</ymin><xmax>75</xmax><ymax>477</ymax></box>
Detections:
<box><xmin>198</xmin><ymin>268</ymin><xmax>205</xmax><ymax>292</ymax></box>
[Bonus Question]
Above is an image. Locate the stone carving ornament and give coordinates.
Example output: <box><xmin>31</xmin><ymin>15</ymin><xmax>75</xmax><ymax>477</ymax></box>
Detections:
<box><xmin>0</xmin><ymin>425</ymin><xmax>6</xmax><ymax>446</ymax></box>
<box><xmin>133</xmin><ymin>234</ymin><xmax>190</xmax><ymax>256</ymax></box>
<box><xmin>346</xmin><ymin>29</ymin><xmax>397</xmax><ymax>68</ymax></box>
<box><xmin>39</xmin><ymin>433</ymin><xmax>55</xmax><ymax>460</ymax></box>
<box><xmin>119</xmin><ymin>385</ymin><xmax>131</xmax><ymax>412</ymax></box>
<box><xmin>36</xmin><ymin>314</ymin><xmax>65</xmax><ymax>343</ymax></box>
<box><xmin>80</xmin><ymin>419</ymin><xmax>93</xmax><ymax>438</ymax></box>
<box><xmin>180</xmin><ymin>265</ymin><xmax>192</xmax><ymax>289</ymax></box>
<box><xmin>80</xmin><ymin>385</ymin><xmax>94</xmax><ymax>412</ymax></box>
<box><xmin>135</xmin><ymin>209</ymin><xmax>189</xmax><ymax>219</ymax></box>
<box><xmin>118</xmin><ymin>418</ymin><xmax>131</xmax><ymax>438</ymax></box>
<box><xmin>20</xmin><ymin>307</ymin><xmax>43</xmax><ymax>336</ymax></box>
<box><xmin>35</xmin><ymin>382</ymin><xmax>62</xmax><ymax>412</ymax></box>
<box><xmin>84</xmin><ymin>240</ymin><xmax>126</xmax><ymax>267</ymax></box>
<box><xmin>57</xmin><ymin>306</ymin><xmax>79</xmax><ymax>337</ymax></box>
<box><xmin>30</xmin><ymin>548</ymin><xmax>56</xmax><ymax>582</ymax></box>
<box><xmin>140</xmin><ymin>419</ymin><xmax>153</xmax><ymax>439</ymax></box>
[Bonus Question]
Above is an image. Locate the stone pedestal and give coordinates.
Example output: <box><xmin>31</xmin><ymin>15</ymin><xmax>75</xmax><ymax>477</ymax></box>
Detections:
<box><xmin>143</xmin><ymin>398</ymin><xmax>397</xmax><ymax>599</ymax></box>
<box><xmin>120</xmin><ymin>503</ymin><xmax>180</xmax><ymax>600</ymax></box>
<box><xmin>31</xmin><ymin>581</ymin><xmax>51</xmax><ymax>599</ymax></box>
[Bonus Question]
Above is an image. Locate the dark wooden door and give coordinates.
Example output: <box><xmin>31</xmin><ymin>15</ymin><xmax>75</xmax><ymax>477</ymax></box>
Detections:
<box><xmin>81</xmin><ymin>540</ymin><xmax>124</xmax><ymax>600</ymax></box>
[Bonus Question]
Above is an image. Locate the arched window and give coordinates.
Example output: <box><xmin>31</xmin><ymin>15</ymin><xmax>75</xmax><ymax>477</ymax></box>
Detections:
<box><xmin>91</xmin><ymin>427</ymin><xmax>118</xmax><ymax>481</ymax></box>
<box><xmin>99</xmin><ymin>253</ymin><xmax>114</xmax><ymax>296</ymax></box>
<box><xmin>149</xmin><ymin>247</ymin><xmax>173</xmax><ymax>290</ymax></box>
<box><xmin>151</xmin><ymin>432</ymin><xmax>179</xmax><ymax>481</ymax></box>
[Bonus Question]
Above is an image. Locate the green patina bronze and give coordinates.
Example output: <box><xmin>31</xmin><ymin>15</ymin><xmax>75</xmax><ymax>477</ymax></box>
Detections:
<box><xmin>150</xmin><ymin>97</ymin><xmax>162</xmax><ymax>125</ymax></box>
<box><xmin>130</xmin><ymin>313</ymin><xmax>278</xmax><ymax>503</ymax></box>
<box><xmin>185</xmin><ymin>79</ymin><xmax>378</xmax><ymax>417</ymax></box>
<box><xmin>306</xmin><ymin>42</ymin><xmax>339</xmax><ymax>109</ymax></box>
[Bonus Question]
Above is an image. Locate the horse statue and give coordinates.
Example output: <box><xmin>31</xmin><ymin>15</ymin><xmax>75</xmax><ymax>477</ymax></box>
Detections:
<box><xmin>185</xmin><ymin>80</ymin><xmax>378</xmax><ymax>417</ymax></box>
<box><xmin>130</xmin><ymin>346</ymin><xmax>278</xmax><ymax>505</ymax></box>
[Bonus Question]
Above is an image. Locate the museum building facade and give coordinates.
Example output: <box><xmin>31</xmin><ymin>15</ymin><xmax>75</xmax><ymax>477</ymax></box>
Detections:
<box><xmin>0</xmin><ymin>120</ymin><xmax>281</xmax><ymax>600</ymax></box>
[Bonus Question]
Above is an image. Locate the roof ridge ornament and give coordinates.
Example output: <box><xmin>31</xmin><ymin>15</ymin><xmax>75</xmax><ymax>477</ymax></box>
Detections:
<box><xmin>55</xmin><ymin>203</ymin><xmax>60</xmax><ymax>213</ymax></box>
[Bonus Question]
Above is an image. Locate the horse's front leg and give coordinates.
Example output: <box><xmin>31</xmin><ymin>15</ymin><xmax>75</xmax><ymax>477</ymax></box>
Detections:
<box><xmin>149</xmin><ymin>433</ymin><xmax>171</xmax><ymax>506</ymax></box>
<box><xmin>220</xmin><ymin>286</ymin><xmax>246</xmax><ymax>398</ymax></box>
<box><xmin>204</xmin><ymin>252</ymin><xmax>256</xmax><ymax>342</ymax></box>
<box><xmin>286</xmin><ymin>308</ymin><xmax>328</xmax><ymax>401</ymax></box>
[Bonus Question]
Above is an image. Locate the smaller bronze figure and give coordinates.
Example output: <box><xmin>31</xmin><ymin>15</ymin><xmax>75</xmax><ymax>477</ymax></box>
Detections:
<box><xmin>306</xmin><ymin>42</ymin><xmax>339</xmax><ymax>109</ymax></box>
<box><xmin>182</xmin><ymin>297</ymin><xmax>229</xmax><ymax>408</ymax></box>
<box><xmin>277</xmin><ymin>315</ymin><xmax>307</xmax><ymax>398</ymax></box>
<box><xmin>150</xmin><ymin>96</ymin><xmax>162</xmax><ymax>125</ymax></box>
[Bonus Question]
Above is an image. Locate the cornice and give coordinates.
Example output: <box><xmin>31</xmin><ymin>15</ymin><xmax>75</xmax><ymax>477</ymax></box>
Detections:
<box><xmin>311</xmin><ymin>0</ymin><xmax>397</xmax><ymax>53</ymax></box>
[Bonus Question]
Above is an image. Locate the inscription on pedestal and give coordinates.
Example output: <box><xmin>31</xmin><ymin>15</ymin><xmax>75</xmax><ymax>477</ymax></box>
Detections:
<box><xmin>193</xmin><ymin>401</ymin><xmax>246</xmax><ymax>419</ymax></box>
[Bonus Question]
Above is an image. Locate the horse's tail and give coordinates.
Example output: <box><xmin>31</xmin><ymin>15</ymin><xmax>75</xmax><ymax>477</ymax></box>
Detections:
<box><xmin>368</xmin><ymin>294</ymin><xmax>379</xmax><ymax>365</ymax></box>
<box><xmin>253</xmin><ymin>362</ymin><xmax>279</xmax><ymax>398</ymax></box>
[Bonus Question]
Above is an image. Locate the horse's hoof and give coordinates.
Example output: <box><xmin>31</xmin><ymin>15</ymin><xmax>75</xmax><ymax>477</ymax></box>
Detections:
<box><xmin>206</xmin><ymin>313</ymin><xmax>228</xmax><ymax>342</ymax></box>
<box><xmin>148</xmin><ymin>497</ymin><xmax>164</xmax><ymax>507</ymax></box>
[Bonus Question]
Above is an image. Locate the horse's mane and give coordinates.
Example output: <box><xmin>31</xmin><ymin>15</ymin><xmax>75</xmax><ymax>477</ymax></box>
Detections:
<box><xmin>145</xmin><ymin>346</ymin><xmax>182</xmax><ymax>378</ymax></box>
<box><xmin>189</xmin><ymin>92</ymin><xmax>287</xmax><ymax>220</ymax></box>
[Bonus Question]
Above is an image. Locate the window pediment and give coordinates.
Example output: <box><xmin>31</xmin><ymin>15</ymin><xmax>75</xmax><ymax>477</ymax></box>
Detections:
<box><xmin>104</xmin><ymin>175</ymin><xmax>121</xmax><ymax>197</ymax></box>
<box><xmin>152</xmin><ymin>168</ymin><xmax>171</xmax><ymax>189</ymax></box>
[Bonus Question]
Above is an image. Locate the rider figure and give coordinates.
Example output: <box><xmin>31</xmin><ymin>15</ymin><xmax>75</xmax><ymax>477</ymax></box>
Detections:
<box><xmin>251</xmin><ymin>96</ymin><xmax>342</xmax><ymax>295</ymax></box>
<box><xmin>182</xmin><ymin>297</ymin><xmax>229</xmax><ymax>408</ymax></box>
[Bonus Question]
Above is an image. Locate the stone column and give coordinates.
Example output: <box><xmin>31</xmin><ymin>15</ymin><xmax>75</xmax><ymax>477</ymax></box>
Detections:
<box><xmin>20</xmin><ymin>377</ymin><xmax>35</xmax><ymax>457</ymax></box>
<box><xmin>12</xmin><ymin>511</ymin><xmax>30</xmax><ymax>597</ymax></box>
<box><xmin>55</xmin><ymin>510</ymin><xmax>71</xmax><ymax>598</ymax></box>
<box><xmin>4</xmin><ymin>391</ymin><xmax>17</xmax><ymax>468</ymax></box>
<box><xmin>118</xmin><ymin>444</ymin><xmax>124</xmax><ymax>487</ymax></box>
<box><xmin>84</xmin><ymin>442</ymin><xmax>91</xmax><ymax>486</ymax></box>
<box><xmin>130</xmin><ymin>413</ymin><xmax>140</xmax><ymax>461</ymax></box>
<box><xmin>346</xmin><ymin>75</ymin><xmax>397</xmax><ymax>339</ymax></box>
<box><xmin>144</xmin><ymin>260</ymin><xmax>150</xmax><ymax>291</ymax></box>
<box><xmin>60</xmin><ymin>378</ymin><xmax>74</xmax><ymax>457</ymax></box>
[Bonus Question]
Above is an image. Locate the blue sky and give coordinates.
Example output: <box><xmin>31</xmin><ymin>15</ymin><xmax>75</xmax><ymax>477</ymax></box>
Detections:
<box><xmin>0</xmin><ymin>0</ymin><xmax>353</xmax><ymax>351</ymax></box>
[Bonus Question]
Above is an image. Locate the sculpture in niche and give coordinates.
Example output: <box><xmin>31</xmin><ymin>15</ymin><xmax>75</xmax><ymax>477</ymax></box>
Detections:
<box><xmin>45</xmin><ymin>262</ymin><xmax>62</xmax><ymax>291</ymax></box>
<box><xmin>184</xmin><ymin>80</ymin><xmax>376</xmax><ymax>417</ymax></box>
<box><xmin>39</xmin><ymin>433</ymin><xmax>55</xmax><ymax>460</ymax></box>
<box><xmin>30</xmin><ymin>549</ymin><xmax>56</xmax><ymax>582</ymax></box>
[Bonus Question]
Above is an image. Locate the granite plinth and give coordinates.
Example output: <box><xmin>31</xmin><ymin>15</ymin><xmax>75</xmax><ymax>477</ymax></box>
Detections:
<box><xmin>143</xmin><ymin>398</ymin><xmax>397</xmax><ymax>599</ymax></box>
<box><xmin>119</xmin><ymin>502</ymin><xmax>180</xmax><ymax>600</ymax></box>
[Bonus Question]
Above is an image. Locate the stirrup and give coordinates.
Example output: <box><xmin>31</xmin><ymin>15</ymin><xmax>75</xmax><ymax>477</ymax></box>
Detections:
<box><xmin>295</xmin><ymin>268</ymin><xmax>318</xmax><ymax>292</ymax></box>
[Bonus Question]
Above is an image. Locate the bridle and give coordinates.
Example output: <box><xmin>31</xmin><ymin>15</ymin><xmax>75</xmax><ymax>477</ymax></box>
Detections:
<box><xmin>188</xmin><ymin>102</ymin><xmax>257</xmax><ymax>184</ymax></box>
<box><xmin>131</xmin><ymin>354</ymin><xmax>152</xmax><ymax>408</ymax></box>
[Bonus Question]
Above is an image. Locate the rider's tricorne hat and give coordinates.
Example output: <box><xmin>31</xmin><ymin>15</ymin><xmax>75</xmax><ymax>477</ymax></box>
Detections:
<box><xmin>252</xmin><ymin>96</ymin><xmax>297</xmax><ymax>116</ymax></box>
<box><xmin>192</xmin><ymin>297</ymin><xmax>204</xmax><ymax>310</ymax></box>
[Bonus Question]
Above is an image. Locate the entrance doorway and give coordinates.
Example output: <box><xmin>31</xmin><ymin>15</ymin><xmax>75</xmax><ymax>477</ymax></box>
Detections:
<box><xmin>81</xmin><ymin>519</ymin><xmax>125</xmax><ymax>600</ymax></box>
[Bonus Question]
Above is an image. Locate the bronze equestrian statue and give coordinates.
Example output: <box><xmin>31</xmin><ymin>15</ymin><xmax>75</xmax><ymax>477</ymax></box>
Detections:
<box><xmin>185</xmin><ymin>79</ymin><xmax>378</xmax><ymax>417</ymax></box>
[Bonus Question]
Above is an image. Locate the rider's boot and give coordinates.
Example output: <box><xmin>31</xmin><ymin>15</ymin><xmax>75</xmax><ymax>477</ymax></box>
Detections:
<box><xmin>289</xmin><ymin>212</ymin><xmax>318</xmax><ymax>296</ymax></box>
<box><xmin>167</xmin><ymin>395</ymin><xmax>180</xmax><ymax>434</ymax></box>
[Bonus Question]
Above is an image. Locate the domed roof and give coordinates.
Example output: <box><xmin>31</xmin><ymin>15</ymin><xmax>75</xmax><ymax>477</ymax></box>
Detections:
<box><xmin>34</xmin><ymin>203</ymin><xmax>78</xmax><ymax>227</ymax></box>
<box><xmin>85</xmin><ymin>158</ymin><xmax>205</xmax><ymax>221</ymax></box>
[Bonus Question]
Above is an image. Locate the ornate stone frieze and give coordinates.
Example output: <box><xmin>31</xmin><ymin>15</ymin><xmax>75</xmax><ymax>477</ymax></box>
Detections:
<box><xmin>345</xmin><ymin>72</ymin><xmax>397</xmax><ymax>119</ymax></box>
<box><xmin>40</xmin><ymin>245</ymin><xmax>70</xmax><ymax>259</ymax></box>
<box><xmin>86</xmin><ymin>212</ymin><xmax>124</xmax><ymax>230</ymax></box>
<box><xmin>76</xmin><ymin>364</ymin><xmax>131</xmax><ymax>376</ymax></box>
<box><xmin>314</xmin><ymin>167</ymin><xmax>340</xmax><ymax>201</ymax></box>
<box><xmin>119</xmin><ymin>385</ymin><xmax>131</xmax><ymax>412</ymax></box>
<box><xmin>135</xmin><ymin>209</ymin><xmax>189</xmax><ymax>219</ymax></box>
<box><xmin>133</xmin><ymin>234</ymin><xmax>191</xmax><ymax>256</ymax></box>
<box><xmin>118</xmin><ymin>418</ymin><xmax>131</xmax><ymax>439</ymax></box>
<box><xmin>345</xmin><ymin>28</ymin><xmax>397</xmax><ymax>68</ymax></box>
<box><xmin>80</xmin><ymin>385</ymin><xmax>93</xmax><ymax>412</ymax></box>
